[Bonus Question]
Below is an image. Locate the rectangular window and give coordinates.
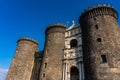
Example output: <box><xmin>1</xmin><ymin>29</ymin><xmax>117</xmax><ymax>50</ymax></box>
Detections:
<box><xmin>101</xmin><ymin>55</ymin><xmax>107</xmax><ymax>63</ymax></box>
<box><xmin>45</xmin><ymin>63</ymin><xmax>47</xmax><ymax>68</ymax></box>
<box><xmin>43</xmin><ymin>73</ymin><xmax>45</xmax><ymax>77</ymax></box>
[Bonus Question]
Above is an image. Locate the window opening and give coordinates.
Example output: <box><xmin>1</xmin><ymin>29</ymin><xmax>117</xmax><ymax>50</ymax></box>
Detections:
<box><xmin>94</xmin><ymin>17</ymin><xmax>97</xmax><ymax>20</ymax></box>
<box><xmin>97</xmin><ymin>38</ymin><xmax>102</xmax><ymax>42</ymax></box>
<box><xmin>45</xmin><ymin>63</ymin><xmax>47</xmax><ymax>68</ymax></box>
<box><xmin>70</xmin><ymin>67</ymin><xmax>79</xmax><ymax>80</ymax></box>
<box><xmin>70</xmin><ymin>39</ymin><xmax>78</xmax><ymax>48</ymax></box>
<box><xmin>43</xmin><ymin>73</ymin><xmax>45</xmax><ymax>77</ymax></box>
<box><xmin>95</xmin><ymin>24</ymin><xmax>98</xmax><ymax>29</ymax></box>
<box><xmin>101</xmin><ymin>55</ymin><xmax>107</xmax><ymax>63</ymax></box>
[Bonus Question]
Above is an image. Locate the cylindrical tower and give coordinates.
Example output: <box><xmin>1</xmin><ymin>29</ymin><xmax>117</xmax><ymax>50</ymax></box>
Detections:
<box><xmin>39</xmin><ymin>24</ymin><xmax>66</xmax><ymax>80</ymax></box>
<box><xmin>79</xmin><ymin>4</ymin><xmax>120</xmax><ymax>80</ymax></box>
<box><xmin>6</xmin><ymin>37</ymin><xmax>38</xmax><ymax>80</ymax></box>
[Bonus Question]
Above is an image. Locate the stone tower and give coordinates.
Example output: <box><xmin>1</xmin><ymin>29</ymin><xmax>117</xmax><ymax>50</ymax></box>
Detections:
<box><xmin>6</xmin><ymin>37</ymin><xmax>38</xmax><ymax>80</ymax></box>
<box><xmin>39</xmin><ymin>24</ymin><xmax>66</xmax><ymax>80</ymax></box>
<box><xmin>79</xmin><ymin>4</ymin><xmax>120</xmax><ymax>80</ymax></box>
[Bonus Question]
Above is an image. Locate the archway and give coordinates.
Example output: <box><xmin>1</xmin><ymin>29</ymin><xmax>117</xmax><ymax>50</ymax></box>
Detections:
<box><xmin>70</xmin><ymin>66</ymin><xmax>79</xmax><ymax>80</ymax></box>
<box><xmin>70</xmin><ymin>39</ymin><xmax>78</xmax><ymax>48</ymax></box>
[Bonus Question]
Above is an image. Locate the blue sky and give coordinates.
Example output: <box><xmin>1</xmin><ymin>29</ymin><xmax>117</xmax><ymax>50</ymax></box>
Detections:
<box><xmin>0</xmin><ymin>0</ymin><xmax>120</xmax><ymax>79</ymax></box>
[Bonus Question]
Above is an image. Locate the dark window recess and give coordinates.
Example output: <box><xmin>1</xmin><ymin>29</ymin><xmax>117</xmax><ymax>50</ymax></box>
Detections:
<box><xmin>95</xmin><ymin>25</ymin><xmax>98</xmax><ymax>29</ymax></box>
<box><xmin>94</xmin><ymin>18</ymin><xmax>97</xmax><ymax>20</ymax></box>
<box><xmin>70</xmin><ymin>39</ymin><xmax>78</xmax><ymax>48</ymax></box>
<box><xmin>70</xmin><ymin>67</ymin><xmax>79</xmax><ymax>80</ymax></box>
<box><xmin>43</xmin><ymin>73</ymin><xmax>45</xmax><ymax>77</ymax></box>
<box><xmin>101</xmin><ymin>55</ymin><xmax>107</xmax><ymax>63</ymax></box>
<box><xmin>97</xmin><ymin>38</ymin><xmax>102</xmax><ymax>42</ymax></box>
<box><xmin>45</xmin><ymin>63</ymin><xmax>47</xmax><ymax>68</ymax></box>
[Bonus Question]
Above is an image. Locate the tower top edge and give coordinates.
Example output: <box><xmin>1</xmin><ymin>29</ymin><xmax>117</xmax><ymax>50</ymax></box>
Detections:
<box><xmin>83</xmin><ymin>4</ymin><xmax>116</xmax><ymax>13</ymax></box>
<box><xmin>79</xmin><ymin>4</ymin><xmax>118</xmax><ymax>22</ymax></box>
<box><xmin>84</xmin><ymin>4</ymin><xmax>115</xmax><ymax>12</ymax></box>
<box><xmin>17</xmin><ymin>37</ymin><xmax>39</xmax><ymax>45</ymax></box>
<box><xmin>45</xmin><ymin>23</ymin><xmax>66</xmax><ymax>33</ymax></box>
<box><xmin>47</xmin><ymin>23</ymin><xmax>66</xmax><ymax>28</ymax></box>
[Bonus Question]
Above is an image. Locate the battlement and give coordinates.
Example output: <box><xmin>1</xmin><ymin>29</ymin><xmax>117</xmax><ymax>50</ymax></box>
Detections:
<box><xmin>17</xmin><ymin>37</ymin><xmax>38</xmax><ymax>45</ymax></box>
<box><xmin>45</xmin><ymin>23</ymin><xmax>66</xmax><ymax>34</ymax></box>
<box><xmin>79</xmin><ymin>4</ymin><xmax>118</xmax><ymax>22</ymax></box>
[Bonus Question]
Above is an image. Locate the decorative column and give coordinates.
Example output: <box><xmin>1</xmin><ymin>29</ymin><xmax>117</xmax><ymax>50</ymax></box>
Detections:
<box><xmin>79</xmin><ymin>62</ymin><xmax>82</xmax><ymax>80</ymax></box>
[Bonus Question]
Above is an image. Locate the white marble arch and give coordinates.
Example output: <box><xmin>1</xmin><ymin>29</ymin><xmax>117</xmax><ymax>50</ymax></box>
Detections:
<box><xmin>63</xmin><ymin>21</ymin><xmax>84</xmax><ymax>80</ymax></box>
<box><xmin>62</xmin><ymin>59</ymin><xmax>84</xmax><ymax>80</ymax></box>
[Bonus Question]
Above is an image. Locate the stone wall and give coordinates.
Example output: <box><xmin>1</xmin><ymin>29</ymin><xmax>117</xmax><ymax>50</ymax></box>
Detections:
<box><xmin>79</xmin><ymin>5</ymin><xmax>120</xmax><ymax>80</ymax></box>
<box><xmin>6</xmin><ymin>37</ymin><xmax>38</xmax><ymax>80</ymax></box>
<box><xmin>39</xmin><ymin>24</ymin><xmax>66</xmax><ymax>80</ymax></box>
<box><xmin>30</xmin><ymin>51</ymin><xmax>43</xmax><ymax>80</ymax></box>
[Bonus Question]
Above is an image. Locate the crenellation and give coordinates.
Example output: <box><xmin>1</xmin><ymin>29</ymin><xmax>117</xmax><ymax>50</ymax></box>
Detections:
<box><xmin>80</xmin><ymin>5</ymin><xmax>118</xmax><ymax>23</ymax></box>
<box><xmin>79</xmin><ymin>4</ymin><xmax>120</xmax><ymax>80</ymax></box>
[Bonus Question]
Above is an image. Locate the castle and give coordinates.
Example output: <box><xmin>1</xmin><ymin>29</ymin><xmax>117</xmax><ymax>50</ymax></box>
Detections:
<box><xmin>6</xmin><ymin>4</ymin><xmax>120</xmax><ymax>80</ymax></box>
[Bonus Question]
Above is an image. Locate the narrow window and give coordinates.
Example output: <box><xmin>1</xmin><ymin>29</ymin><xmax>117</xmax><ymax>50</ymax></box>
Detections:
<box><xmin>45</xmin><ymin>63</ymin><xmax>47</xmax><ymax>68</ymax></box>
<box><xmin>94</xmin><ymin>17</ymin><xmax>97</xmax><ymax>20</ymax></box>
<box><xmin>43</xmin><ymin>73</ymin><xmax>45</xmax><ymax>77</ymax></box>
<box><xmin>95</xmin><ymin>24</ymin><xmax>98</xmax><ymax>29</ymax></box>
<box><xmin>97</xmin><ymin>38</ymin><xmax>102</xmax><ymax>42</ymax></box>
<box><xmin>101</xmin><ymin>55</ymin><xmax>107</xmax><ymax>63</ymax></box>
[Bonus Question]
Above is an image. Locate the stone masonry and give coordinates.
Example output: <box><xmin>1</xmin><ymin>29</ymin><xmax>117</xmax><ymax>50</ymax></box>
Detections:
<box><xmin>6</xmin><ymin>4</ymin><xmax>120</xmax><ymax>80</ymax></box>
<box><xmin>79</xmin><ymin>4</ymin><xmax>120</xmax><ymax>80</ymax></box>
<box><xmin>6</xmin><ymin>38</ymin><xmax>38</xmax><ymax>80</ymax></box>
<box><xmin>39</xmin><ymin>24</ymin><xmax>66</xmax><ymax>80</ymax></box>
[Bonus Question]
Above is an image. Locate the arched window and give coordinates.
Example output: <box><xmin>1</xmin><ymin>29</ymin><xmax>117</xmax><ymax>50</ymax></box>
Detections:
<box><xmin>70</xmin><ymin>39</ymin><xmax>78</xmax><ymax>48</ymax></box>
<box><xmin>70</xmin><ymin>66</ymin><xmax>79</xmax><ymax>80</ymax></box>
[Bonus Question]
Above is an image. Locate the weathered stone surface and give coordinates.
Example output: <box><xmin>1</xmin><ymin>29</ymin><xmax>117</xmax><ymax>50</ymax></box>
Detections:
<box><xmin>6</xmin><ymin>4</ymin><xmax>120</xmax><ymax>80</ymax></box>
<box><xmin>6</xmin><ymin>37</ymin><xmax>38</xmax><ymax>80</ymax></box>
<box><xmin>39</xmin><ymin>24</ymin><xmax>66</xmax><ymax>80</ymax></box>
<box><xmin>30</xmin><ymin>51</ymin><xmax>43</xmax><ymax>80</ymax></box>
<box><xmin>79</xmin><ymin>5</ymin><xmax>120</xmax><ymax>80</ymax></box>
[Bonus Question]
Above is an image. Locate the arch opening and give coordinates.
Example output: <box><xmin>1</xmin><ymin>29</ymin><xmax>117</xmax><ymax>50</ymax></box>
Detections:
<box><xmin>70</xmin><ymin>66</ymin><xmax>79</xmax><ymax>80</ymax></box>
<box><xmin>70</xmin><ymin>39</ymin><xmax>78</xmax><ymax>48</ymax></box>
